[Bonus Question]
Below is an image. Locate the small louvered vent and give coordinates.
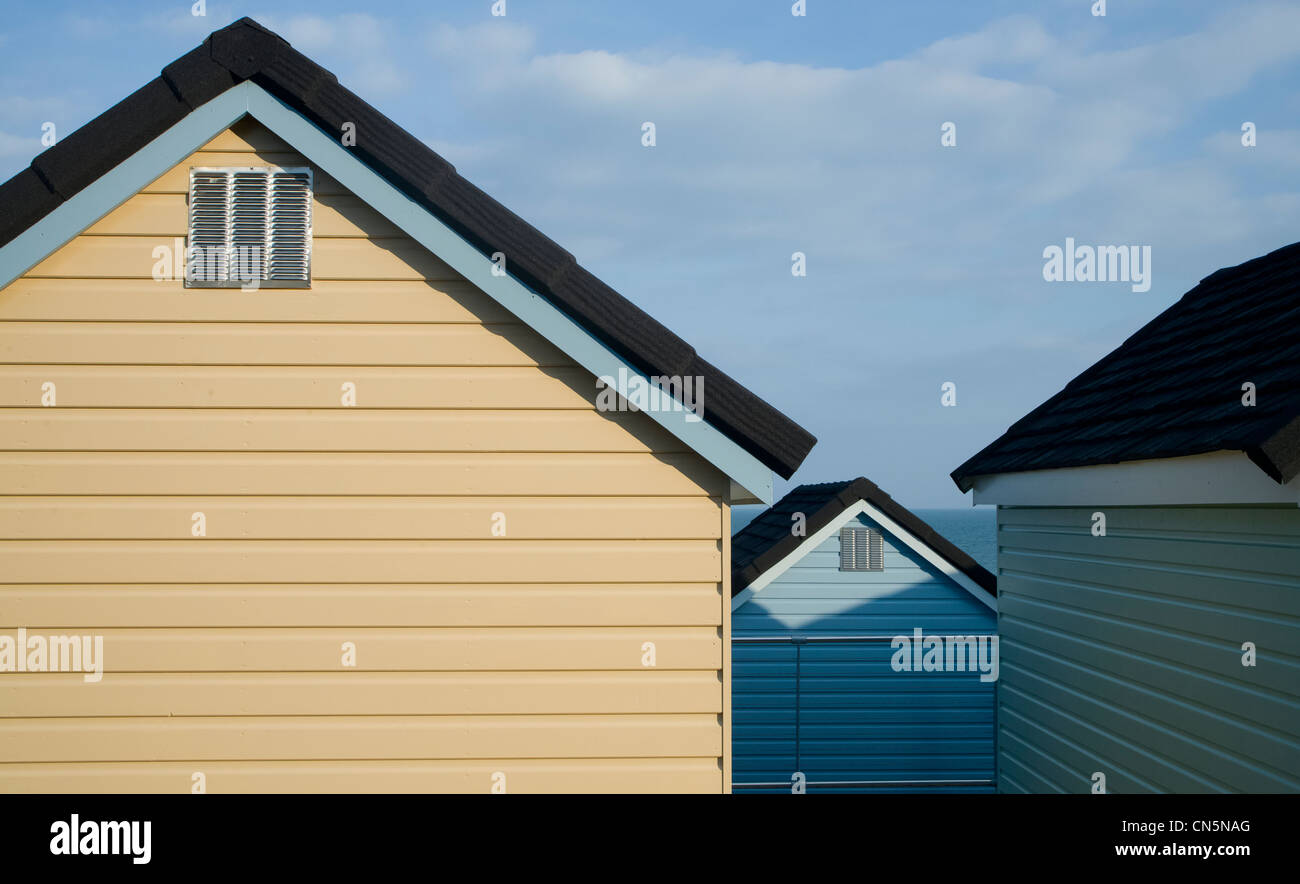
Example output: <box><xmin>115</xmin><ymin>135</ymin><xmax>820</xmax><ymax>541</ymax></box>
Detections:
<box><xmin>187</xmin><ymin>168</ymin><xmax>312</xmax><ymax>286</ymax></box>
<box><xmin>839</xmin><ymin>527</ymin><xmax>884</xmax><ymax>571</ymax></box>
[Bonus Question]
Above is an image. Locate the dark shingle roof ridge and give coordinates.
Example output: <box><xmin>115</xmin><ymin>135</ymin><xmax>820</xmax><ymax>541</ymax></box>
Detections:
<box><xmin>732</xmin><ymin>476</ymin><xmax>996</xmax><ymax>599</ymax></box>
<box><xmin>0</xmin><ymin>16</ymin><xmax>816</xmax><ymax>480</ymax></box>
<box><xmin>951</xmin><ymin>239</ymin><xmax>1300</xmax><ymax>489</ymax></box>
<box><xmin>1039</xmin><ymin>241</ymin><xmax>1300</xmax><ymax>408</ymax></box>
<box><xmin>1196</xmin><ymin>240</ymin><xmax>1300</xmax><ymax>287</ymax></box>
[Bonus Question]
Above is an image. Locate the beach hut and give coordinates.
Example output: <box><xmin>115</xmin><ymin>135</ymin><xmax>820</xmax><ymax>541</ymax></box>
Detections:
<box><xmin>0</xmin><ymin>19</ymin><xmax>817</xmax><ymax>793</ymax></box>
<box><xmin>730</xmin><ymin>478</ymin><xmax>997</xmax><ymax>792</ymax></box>
<box><xmin>951</xmin><ymin>241</ymin><xmax>1300</xmax><ymax>793</ymax></box>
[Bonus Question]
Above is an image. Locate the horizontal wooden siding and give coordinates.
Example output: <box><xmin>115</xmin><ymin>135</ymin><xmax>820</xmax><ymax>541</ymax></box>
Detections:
<box><xmin>996</xmin><ymin>504</ymin><xmax>1300</xmax><ymax>793</ymax></box>
<box><xmin>0</xmin><ymin>119</ymin><xmax>728</xmax><ymax>793</ymax></box>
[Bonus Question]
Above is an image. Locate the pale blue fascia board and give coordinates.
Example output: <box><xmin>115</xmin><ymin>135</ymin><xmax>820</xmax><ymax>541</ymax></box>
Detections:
<box><xmin>0</xmin><ymin>81</ymin><xmax>774</xmax><ymax>503</ymax></box>
<box><xmin>0</xmin><ymin>82</ymin><xmax>258</xmax><ymax>288</ymax></box>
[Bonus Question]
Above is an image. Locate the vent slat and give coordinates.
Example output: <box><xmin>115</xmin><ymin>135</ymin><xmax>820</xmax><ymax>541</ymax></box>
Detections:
<box><xmin>839</xmin><ymin>526</ymin><xmax>885</xmax><ymax>572</ymax></box>
<box><xmin>187</xmin><ymin>171</ymin><xmax>230</xmax><ymax>283</ymax></box>
<box><xmin>187</xmin><ymin>168</ymin><xmax>312</xmax><ymax>286</ymax></box>
<box><xmin>268</xmin><ymin>171</ymin><xmax>312</xmax><ymax>281</ymax></box>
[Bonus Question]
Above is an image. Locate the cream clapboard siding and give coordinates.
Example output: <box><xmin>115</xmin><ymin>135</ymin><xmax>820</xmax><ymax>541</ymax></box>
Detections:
<box><xmin>0</xmin><ymin>118</ymin><xmax>731</xmax><ymax>793</ymax></box>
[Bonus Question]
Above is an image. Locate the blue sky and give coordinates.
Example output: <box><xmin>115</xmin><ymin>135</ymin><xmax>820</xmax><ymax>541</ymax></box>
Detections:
<box><xmin>2</xmin><ymin>1</ymin><xmax>1298</xmax><ymax>507</ymax></box>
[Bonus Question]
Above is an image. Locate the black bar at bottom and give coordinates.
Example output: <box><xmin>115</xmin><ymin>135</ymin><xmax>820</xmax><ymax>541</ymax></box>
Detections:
<box><xmin>0</xmin><ymin>793</ymin><xmax>1289</xmax><ymax>871</ymax></box>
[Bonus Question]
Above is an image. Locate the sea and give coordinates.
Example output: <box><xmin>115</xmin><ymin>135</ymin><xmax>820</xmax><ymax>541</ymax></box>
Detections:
<box><xmin>732</xmin><ymin>506</ymin><xmax>997</xmax><ymax>573</ymax></box>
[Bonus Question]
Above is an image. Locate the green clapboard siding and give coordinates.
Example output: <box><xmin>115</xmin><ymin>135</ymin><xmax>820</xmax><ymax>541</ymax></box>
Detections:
<box><xmin>996</xmin><ymin>504</ymin><xmax>1300</xmax><ymax>793</ymax></box>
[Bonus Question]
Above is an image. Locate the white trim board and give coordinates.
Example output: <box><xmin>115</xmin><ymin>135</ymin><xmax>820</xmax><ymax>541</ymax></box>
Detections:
<box><xmin>0</xmin><ymin>82</ymin><xmax>775</xmax><ymax>504</ymax></box>
<box><xmin>969</xmin><ymin>450</ymin><xmax>1300</xmax><ymax>507</ymax></box>
<box><xmin>731</xmin><ymin>500</ymin><xmax>997</xmax><ymax>613</ymax></box>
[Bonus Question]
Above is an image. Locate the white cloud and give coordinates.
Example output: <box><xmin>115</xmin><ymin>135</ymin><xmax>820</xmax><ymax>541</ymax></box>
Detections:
<box><xmin>404</xmin><ymin>4</ymin><xmax>1300</xmax><ymax>490</ymax></box>
<box><xmin>259</xmin><ymin>13</ymin><xmax>406</xmax><ymax>96</ymax></box>
<box><xmin>0</xmin><ymin>96</ymin><xmax>71</xmax><ymax>117</ymax></box>
<box><xmin>59</xmin><ymin>13</ymin><xmax>120</xmax><ymax>40</ymax></box>
<box><xmin>0</xmin><ymin>130</ymin><xmax>36</xmax><ymax>158</ymax></box>
<box><xmin>1205</xmin><ymin>126</ymin><xmax>1300</xmax><ymax>168</ymax></box>
<box><xmin>152</xmin><ymin>3</ymin><xmax>229</xmax><ymax>37</ymax></box>
<box><xmin>279</xmin><ymin>15</ymin><xmax>338</xmax><ymax>51</ymax></box>
<box><xmin>418</xmin><ymin>4</ymin><xmax>1300</xmax><ymax>282</ymax></box>
<box><xmin>431</xmin><ymin>21</ymin><xmax>535</xmax><ymax>60</ymax></box>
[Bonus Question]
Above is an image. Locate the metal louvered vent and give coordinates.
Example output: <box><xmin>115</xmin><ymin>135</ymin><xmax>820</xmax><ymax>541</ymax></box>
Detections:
<box><xmin>839</xmin><ymin>527</ymin><xmax>884</xmax><ymax>571</ymax></box>
<box><xmin>187</xmin><ymin>167</ymin><xmax>312</xmax><ymax>287</ymax></box>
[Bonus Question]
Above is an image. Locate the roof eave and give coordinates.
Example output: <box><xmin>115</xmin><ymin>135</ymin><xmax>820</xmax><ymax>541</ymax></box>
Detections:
<box><xmin>1248</xmin><ymin>414</ymin><xmax>1300</xmax><ymax>484</ymax></box>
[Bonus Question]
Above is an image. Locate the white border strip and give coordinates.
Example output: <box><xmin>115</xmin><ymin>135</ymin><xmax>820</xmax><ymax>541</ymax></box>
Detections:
<box><xmin>969</xmin><ymin>450</ymin><xmax>1299</xmax><ymax>507</ymax></box>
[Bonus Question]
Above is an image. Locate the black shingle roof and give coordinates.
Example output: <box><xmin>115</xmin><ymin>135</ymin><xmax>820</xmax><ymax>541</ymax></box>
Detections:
<box><xmin>732</xmin><ymin>477</ymin><xmax>997</xmax><ymax>598</ymax></box>
<box><xmin>952</xmin><ymin>241</ymin><xmax>1300</xmax><ymax>490</ymax></box>
<box><xmin>0</xmin><ymin>18</ymin><xmax>816</xmax><ymax>480</ymax></box>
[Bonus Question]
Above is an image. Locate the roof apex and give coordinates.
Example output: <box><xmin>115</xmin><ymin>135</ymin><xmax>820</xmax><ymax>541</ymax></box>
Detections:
<box><xmin>731</xmin><ymin>477</ymin><xmax>996</xmax><ymax>597</ymax></box>
<box><xmin>0</xmin><ymin>17</ymin><xmax>817</xmax><ymax>481</ymax></box>
<box><xmin>209</xmin><ymin>17</ymin><xmax>289</xmax><ymax>79</ymax></box>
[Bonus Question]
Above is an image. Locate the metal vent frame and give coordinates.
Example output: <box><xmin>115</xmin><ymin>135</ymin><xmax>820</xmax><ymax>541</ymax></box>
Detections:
<box><xmin>839</xmin><ymin>526</ymin><xmax>884</xmax><ymax>571</ymax></box>
<box><xmin>186</xmin><ymin>166</ymin><xmax>313</xmax><ymax>288</ymax></box>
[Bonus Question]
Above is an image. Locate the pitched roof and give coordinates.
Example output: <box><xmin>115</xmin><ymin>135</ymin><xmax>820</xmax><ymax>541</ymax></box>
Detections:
<box><xmin>731</xmin><ymin>477</ymin><xmax>997</xmax><ymax>597</ymax></box>
<box><xmin>0</xmin><ymin>18</ymin><xmax>816</xmax><ymax>480</ymax></box>
<box><xmin>952</xmin><ymin>241</ymin><xmax>1300</xmax><ymax>491</ymax></box>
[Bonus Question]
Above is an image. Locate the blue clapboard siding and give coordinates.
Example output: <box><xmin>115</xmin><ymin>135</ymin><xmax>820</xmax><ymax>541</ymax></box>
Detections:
<box><xmin>732</xmin><ymin>512</ymin><xmax>996</xmax><ymax>793</ymax></box>
<box><xmin>996</xmin><ymin>505</ymin><xmax>1300</xmax><ymax>793</ymax></box>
